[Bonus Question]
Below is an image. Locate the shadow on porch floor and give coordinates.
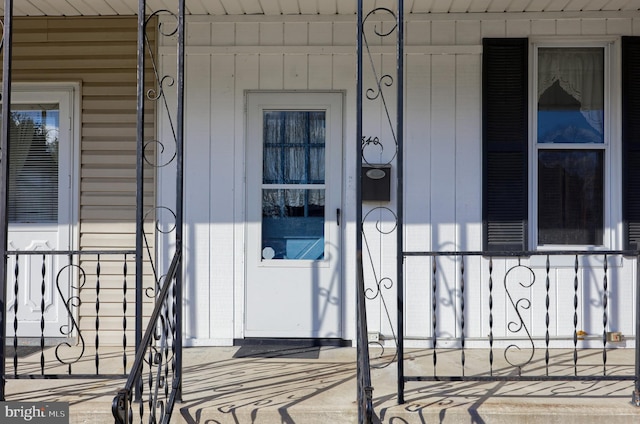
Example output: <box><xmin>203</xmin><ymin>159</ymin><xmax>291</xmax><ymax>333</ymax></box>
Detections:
<box><xmin>4</xmin><ymin>346</ymin><xmax>639</xmax><ymax>423</ymax></box>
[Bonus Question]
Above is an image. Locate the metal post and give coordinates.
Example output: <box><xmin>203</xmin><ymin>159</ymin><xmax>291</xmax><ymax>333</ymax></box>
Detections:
<box><xmin>634</xmin><ymin>253</ymin><xmax>640</xmax><ymax>406</ymax></box>
<box><xmin>175</xmin><ymin>0</ymin><xmax>185</xmax><ymax>402</ymax></box>
<box><xmin>135</xmin><ymin>0</ymin><xmax>146</xmax><ymax>401</ymax></box>
<box><xmin>356</xmin><ymin>0</ymin><xmax>363</xmax><ymax>296</ymax></box>
<box><xmin>0</xmin><ymin>0</ymin><xmax>13</xmax><ymax>402</ymax></box>
<box><xmin>396</xmin><ymin>0</ymin><xmax>405</xmax><ymax>405</ymax></box>
<box><xmin>356</xmin><ymin>0</ymin><xmax>364</xmax><ymax>417</ymax></box>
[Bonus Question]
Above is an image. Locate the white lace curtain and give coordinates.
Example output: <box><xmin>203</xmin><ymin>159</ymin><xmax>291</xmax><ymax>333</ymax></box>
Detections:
<box><xmin>538</xmin><ymin>47</ymin><xmax>604</xmax><ymax>135</ymax></box>
<box><xmin>263</xmin><ymin>111</ymin><xmax>325</xmax><ymax>208</ymax></box>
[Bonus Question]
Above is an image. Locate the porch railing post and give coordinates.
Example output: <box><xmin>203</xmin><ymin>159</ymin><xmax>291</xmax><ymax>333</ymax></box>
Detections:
<box><xmin>175</xmin><ymin>0</ymin><xmax>185</xmax><ymax>402</ymax></box>
<box><xmin>356</xmin><ymin>0</ymin><xmax>365</xmax><ymax>419</ymax></box>
<box><xmin>0</xmin><ymin>0</ymin><xmax>13</xmax><ymax>402</ymax></box>
<box><xmin>135</xmin><ymin>0</ymin><xmax>146</xmax><ymax>401</ymax></box>
<box><xmin>634</xmin><ymin>253</ymin><xmax>640</xmax><ymax>406</ymax></box>
<box><xmin>356</xmin><ymin>1</ymin><xmax>363</xmax><ymax>322</ymax></box>
<box><xmin>396</xmin><ymin>0</ymin><xmax>405</xmax><ymax>406</ymax></box>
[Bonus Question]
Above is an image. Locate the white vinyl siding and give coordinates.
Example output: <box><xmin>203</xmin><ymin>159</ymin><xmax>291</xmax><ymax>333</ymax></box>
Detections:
<box><xmin>159</xmin><ymin>12</ymin><xmax>640</xmax><ymax>346</ymax></box>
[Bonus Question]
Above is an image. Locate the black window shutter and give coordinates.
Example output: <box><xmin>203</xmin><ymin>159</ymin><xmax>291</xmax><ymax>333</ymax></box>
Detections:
<box><xmin>482</xmin><ymin>38</ymin><xmax>528</xmax><ymax>252</ymax></box>
<box><xmin>622</xmin><ymin>37</ymin><xmax>640</xmax><ymax>250</ymax></box>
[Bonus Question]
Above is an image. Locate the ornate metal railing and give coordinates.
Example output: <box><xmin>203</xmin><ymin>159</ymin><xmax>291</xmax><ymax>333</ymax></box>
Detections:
<box><xmin>357</xmin><ymin>1</ymin><xmax>404</xmax><ymax>422</ymax></box>
<box><xmin>111</xmin><ymin>1</ymin><xmax>185</xmax><ymax>422</ymax></box>
<box><xmin>356</xmin><ymin>1</ymin><xmax>404</xmax><ymax>422</ymax></box>
<box><xmin>112</xmin><ymin>247</ymin><xmax>181</xmax><ymax>424</ymax></box>
<box><xmin>2</xmin><ymin>250</ymin><xmax>135</xmax><ymax>380</ymax></box>
<box><xmin>399</xmin><ymin>250</ymin><xmax>640</xmax><ymax>406</ymax></box>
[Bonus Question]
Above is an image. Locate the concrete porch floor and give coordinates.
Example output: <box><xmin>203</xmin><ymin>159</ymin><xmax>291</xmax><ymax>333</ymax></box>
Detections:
<box><xmin>4</xmin><ymin>345</ymin><xmax>640</xmax><ymax>423</ymax></box>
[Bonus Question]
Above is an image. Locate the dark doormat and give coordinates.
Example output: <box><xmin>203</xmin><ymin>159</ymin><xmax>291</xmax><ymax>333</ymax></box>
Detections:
<box><xmin>232</xmin><ymin>338</ymin><xmax>349</xmax><ymax>359</ymax></box>
<box><xmin>233</xmin><ymin>344</ymin><xmax>321</xmax><ymax>359</ymax></box>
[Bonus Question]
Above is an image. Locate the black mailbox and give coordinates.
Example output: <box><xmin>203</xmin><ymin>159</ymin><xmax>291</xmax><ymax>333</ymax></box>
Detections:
<box><xmin>362</xmin><ymin>164</ymin><xmax>391</xmax><ymax>202</ymax></box>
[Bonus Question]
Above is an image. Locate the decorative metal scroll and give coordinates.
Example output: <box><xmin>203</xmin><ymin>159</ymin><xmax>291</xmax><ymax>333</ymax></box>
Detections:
<box><xmin>360</xmin><ymin>6</ymin><xmax>400</xmax><ymax>369</ymax></box>
<box><xmin>113</xmin><ymin>1</ymin><xmax>184</xmax><ymax>423</ymax></box>
<box><xmin>54</xmin><ymin>261</ymin><xmax>86</xmax><ymax>373</ymax></box>
<box><xmin>143</xmin><ymin>10</ymin><xmax>179</xmax><ymax>170</ymax></box>
<box><xmin>503</xmin><ymin>261</ymin><xmax>536</xmax><ymax>374</ymax></box>
<box><xmin>138</xmin><ymin>6</ymin><xmax>181</xmax><ymax>328</ymax></box>
<box><xmin>361</xmin><ymin>7</ymin><xmax>399</xmax><ymax>167</ymax></box>
<box><xmin>362</xmin><ymin>207</ymin><xmax>398</xmax><ymax>366</ymax></box>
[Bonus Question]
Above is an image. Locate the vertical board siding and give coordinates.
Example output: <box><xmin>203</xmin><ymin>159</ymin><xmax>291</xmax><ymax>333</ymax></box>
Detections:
<box><xmin>183</xmin><ymin>52</ymin><xmax>212</xmax><ymax>342</ymax></box>
<box><xmin>163</xmin><ymin>13</ymin><xmax>640</xmax><ymax>345</ymax></box>
<box><xmin>7</xmin><ymin>17</ymin><xmax>155</xmax><ymax>345</ymax></box>
<box><xmin>404</xmin><ymin>53</ymin><xmax>431</xmax><ymax>339</ymax></box>
<box><xmin>209</xmin><ymin>54</ymin><xmax>236</xmax><ymax>342</ymax></box>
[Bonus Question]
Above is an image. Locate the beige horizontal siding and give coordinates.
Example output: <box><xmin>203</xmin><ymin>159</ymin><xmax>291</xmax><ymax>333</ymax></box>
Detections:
<box><xmin>8</xmin><ymin>16</ymin><xmax>158</xmax><ymax>346</ymax></box>
<box><xmin>11</xmin><ymin>16</ymin><xmax>156</xmax><ymax>234</ymax></box>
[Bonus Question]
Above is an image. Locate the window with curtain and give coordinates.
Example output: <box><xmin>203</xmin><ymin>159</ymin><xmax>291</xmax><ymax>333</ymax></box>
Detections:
<box><xmin>261</xmin><ymin>111</ymin><xmax>326</xmax><ymax>260</ymax></box>
<box><xmin>8</xmin><ymin>104</ymin><xmax>59</xmax><ymax>224</ymax></box>
<box><xmin>483</xmin><ymin>38</ymin><xmax>640</xmax><ymax>251</ymax></box>
<box><xmin>536</xmin><ymin>47</ymin><xmax>605</xmax><ymax>245</ymax></box>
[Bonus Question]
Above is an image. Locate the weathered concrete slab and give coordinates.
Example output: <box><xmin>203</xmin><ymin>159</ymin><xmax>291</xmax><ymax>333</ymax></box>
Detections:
<box><xmin>3</xmin><ymin>346</ymin><xmax>640</xmax><ymax>423</ymax></box>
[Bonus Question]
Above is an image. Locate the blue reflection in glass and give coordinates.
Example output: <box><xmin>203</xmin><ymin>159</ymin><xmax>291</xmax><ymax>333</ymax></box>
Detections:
<box><xmin>538</xmin><ymin>109</ymin><xmax>603</xmax><ymax>144</ymax></box>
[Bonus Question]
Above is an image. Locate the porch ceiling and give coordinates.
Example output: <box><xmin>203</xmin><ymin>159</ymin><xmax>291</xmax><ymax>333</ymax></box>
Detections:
<box><xmin>4</xmin><ymin>0</ymin><xmax>640</xmax><ymax>17</ymax></box>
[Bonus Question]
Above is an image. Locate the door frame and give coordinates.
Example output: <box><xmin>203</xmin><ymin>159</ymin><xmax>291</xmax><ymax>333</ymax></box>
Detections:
<box><xmin>5</xmin><ymin>82</ymin><xmax>81</xmax><ymax>339</ymax></box>
<box><xmin>242</xmin><ymin>90</ymin><xmax>345</xmax><ymax>339</ymax></box>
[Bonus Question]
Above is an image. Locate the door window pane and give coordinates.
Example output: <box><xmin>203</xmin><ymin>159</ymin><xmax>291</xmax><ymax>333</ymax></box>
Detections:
<box><xmin>8</xmin><ymin>104</ymin><xmax>59</xmax><ymax>223</ymax></box>
<box><xmin>261</xmin><ymin>110</ymin><xmax>326</xmax><ymax>260</ymax></box>
<box><xmin>262</xmin><ymin>189</ymin><xmax>325</xmax><ymax>260</ymax></box>
<box><xmin>263</xmin><ymin>111</ymin><xmax>325</xmax><ymax>184</ymax></box>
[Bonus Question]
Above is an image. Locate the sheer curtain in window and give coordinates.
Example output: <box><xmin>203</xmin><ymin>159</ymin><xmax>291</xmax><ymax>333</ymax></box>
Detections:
<box><xmin>262</xmin><ymin>111</ymin><xmax>325</xmax><ymax>214</ymax></box>
<box><xmin>538</xmin><ymin>47</ymin><xmax>604</xmax><ymax>137</ymax></box>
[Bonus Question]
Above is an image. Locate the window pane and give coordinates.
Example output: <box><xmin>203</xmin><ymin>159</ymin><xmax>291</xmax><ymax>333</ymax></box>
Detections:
<box><xmin>537</xmin><ymin>47</ymin><xmax>604</xmax><ymax>144</ymax></box>
<box><xmin>261</xmin><ymin>110</ymin><xmax>327</xmax><ymax>261</ymax></box>
<box><xmin>538</xmin><ymin>150</ymin><xmax>603</xmax><ymax>245</ymax></box>
<box><xmin>263</xmin><ymin>111</ymin><xmax>325</xmax><ymax>184</ymax></box>
<box><xmin>8</xmin><ymin>104</ymin><xmax>59</xmax><ymax>223</ymax></box>
<box><xmin>262</xmin><ymin>189</ymin><xmax>325</xmax><ymax>260</ymax></box>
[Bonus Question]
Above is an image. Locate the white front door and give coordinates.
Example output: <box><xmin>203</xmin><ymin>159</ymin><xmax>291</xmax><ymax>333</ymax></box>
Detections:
<box><xmin>245</xmin><ymin>92</ymin><xmax>343</xmax><ymax>339</ymax></box>
<box><xmin>5</xmin><ymin>86</ymin><xmax>77</xmax><ymax>339</ymax></box>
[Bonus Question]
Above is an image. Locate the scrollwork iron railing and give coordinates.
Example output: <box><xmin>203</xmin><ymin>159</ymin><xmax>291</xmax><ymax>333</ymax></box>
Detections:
<box><xmin>1</xmin><ymin>250</ymin><xmax>134</xmax><ymax>380</ymax></box>
<box><xmin>111</xmin><ymin>1</ymin><xmax>185</xmax><ymax>422</ymax></box>
<box><xmin>357</xmin><ymin>1</ymin><xmax>404</xmax><ymax>421</ymax></box>
<box><xmin>399</xmin><ymin>250</ymin><xmax>640</xmax><ymax>407</ymax></box>
<box><xmin>112</xmin><ymin>247</ymin><xmax>181</xmax><ymax>424</ymax></box>
<box><xmin>360</xmin><ymin>4</ymin><xmax>403</xmax><ymax>358</ymax></box>
<box><xmin>361</xmin><ymin>206</ymin><xmax>398</xmax><ymax>364</ymax></box>
<box><xmin>0</xmin><ymin>0</ymin><xmax>186</xmax><ymax>411</ymax></box>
